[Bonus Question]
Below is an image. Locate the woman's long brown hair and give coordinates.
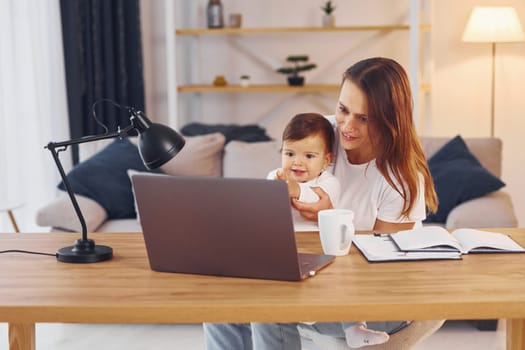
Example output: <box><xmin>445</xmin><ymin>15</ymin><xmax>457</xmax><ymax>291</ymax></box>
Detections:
<box><xmin>343</xmin><ymin>57</ymin><xmax>438</xmax><ymax>217</ymax></box>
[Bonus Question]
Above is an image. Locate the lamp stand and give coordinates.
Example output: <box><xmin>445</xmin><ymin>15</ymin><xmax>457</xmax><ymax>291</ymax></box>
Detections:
<box><xmin>46</xmin><ymin>106</ymin><xmax>185</xmax><ymax>263</ymax></box>
<box><xmin>490</xmin><ymin>42</ymin><xmax>496</xmax><ymax>137</ymax></box>
<box><xmin>46</xmin><ymin>125</ymin><xmax>135</xmax><ymax>263</ymax></box>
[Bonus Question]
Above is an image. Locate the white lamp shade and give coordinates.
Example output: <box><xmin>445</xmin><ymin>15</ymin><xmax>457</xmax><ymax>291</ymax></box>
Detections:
<box><xmin>462</xmin><ymin>6</ymin><xmax>525</xmax><ymax>43</ymax></box>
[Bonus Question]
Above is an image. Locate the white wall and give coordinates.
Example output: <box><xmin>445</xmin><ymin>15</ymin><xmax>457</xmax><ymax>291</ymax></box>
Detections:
<box><xmin>142</xmin><ymin>0</ymin><xmax>525</xmax><ymax>225</ymax></box>
<box><xmin>431</xmin><ymin>0</ymin><xmax>525</xmax><ymax>225</ymax></box>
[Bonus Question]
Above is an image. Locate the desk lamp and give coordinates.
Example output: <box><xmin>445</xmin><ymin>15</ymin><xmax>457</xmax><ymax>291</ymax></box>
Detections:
<box><xmin>46</xmin><ymin>106</ymin><xmax>185</xmax><ymax>263</ymax></box>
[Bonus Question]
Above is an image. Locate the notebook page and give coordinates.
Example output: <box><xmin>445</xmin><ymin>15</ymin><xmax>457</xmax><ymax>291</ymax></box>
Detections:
<box><xmin>390</xmin><ymin>227</ymin><xmax>464</xmax><ymax>253</ymax></box>
<box><xmin>452</xmin><ymin>229</ymin><xmax>525</xmax><ymax>253</ymax></box>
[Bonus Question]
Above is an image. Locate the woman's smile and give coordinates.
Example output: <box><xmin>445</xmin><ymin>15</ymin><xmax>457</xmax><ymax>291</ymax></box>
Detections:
<box><xmin>341</xmin><ymin>131</ymin><xmax>357</xmax><ymax>142</ymax></box>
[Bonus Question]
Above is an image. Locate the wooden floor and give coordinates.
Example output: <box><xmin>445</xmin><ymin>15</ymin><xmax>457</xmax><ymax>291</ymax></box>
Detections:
<box><xmin>0</xmin><ymin>320</ymin><xmax>506</xmax><ymax>349</ymax></box>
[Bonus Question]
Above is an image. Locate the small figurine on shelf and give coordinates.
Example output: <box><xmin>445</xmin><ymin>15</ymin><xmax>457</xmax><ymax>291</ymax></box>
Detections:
<box><xmin>276</xmin><ymin>55</ymin><xmax>317</xmax><ymax>86</ymax></box>
<box><xmin>213</xmin><ymin>75</ymin><xmax>227</xmax><ymax>86</ymax></box>
<box><xmin>229</xmin><ymin>13</ymin><xmax>242</xmax><ymax>28</ymax></box>
<box><xmin>240</xmin><ymin>75</ymin><xmax>250</xmax><ymax>87</ymax></box>
<box><xmin>321</xmin><ymin>1</ymin><xmax>336</xmax><ymax>27</ymax></box>
<box><xmin>207</xmin><ymin>0</ymin><xmax>224</xmax><ymax>29</ymax></box>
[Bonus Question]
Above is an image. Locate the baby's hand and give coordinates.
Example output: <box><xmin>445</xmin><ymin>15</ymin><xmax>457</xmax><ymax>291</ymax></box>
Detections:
<box><xmin>276</xmin><ymin>170</ymin><xmax>300</xmax><ymax>199</ymax></box>
<box><xmin>275</xmin><ymin>169</ymin><xmax>285</xmax><ymax>181</ymax></box>
<box><xmin>286</xmin><ymin>177</ymin><xmax>300</xmax><ymax>199</ymax></box>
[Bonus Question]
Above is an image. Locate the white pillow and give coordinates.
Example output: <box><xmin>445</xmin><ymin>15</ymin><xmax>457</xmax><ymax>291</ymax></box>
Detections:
<box><xmin>36</xmin><ymin>192</ymin><xmax>107</xmax><ymax>232</ymax></box>
<box><xmin>223</xmin><ymin>140</ymin><xmax>281</xmax><ymax>179</ymax></box>
<box><xmin>161</xmin><ymin>133</ymin><xmax>226</xmax><ymax>177</ymax></box>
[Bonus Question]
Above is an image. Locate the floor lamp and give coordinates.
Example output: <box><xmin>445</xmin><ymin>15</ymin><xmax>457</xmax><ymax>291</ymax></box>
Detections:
<box><xmin>462</xmin><ymin>6</ymin><xmax>524</xmax><ymax>137</ymax></box>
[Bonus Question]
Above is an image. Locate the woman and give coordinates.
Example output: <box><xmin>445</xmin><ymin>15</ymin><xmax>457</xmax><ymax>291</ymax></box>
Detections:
<box><xmin>204</xmin><ymin>57</ymin><xmax>438</xmax><ymax>350</ymax></box>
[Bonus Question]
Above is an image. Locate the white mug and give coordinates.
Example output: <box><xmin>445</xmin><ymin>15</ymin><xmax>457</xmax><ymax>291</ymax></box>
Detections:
<box><xmin>318</xmin><ymin>209</ymin><xmax>355</xmax><ymax>256</ymax></box>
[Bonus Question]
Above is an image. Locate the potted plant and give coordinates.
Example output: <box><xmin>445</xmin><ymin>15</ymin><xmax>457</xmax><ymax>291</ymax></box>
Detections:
<box><xmin>276</xmin><ymin>55</ymin><xmax>317</xmax><ymax>86</ymax></box>
<box><xmin>321</xmin><ymin>1</ymin><xmax>336</xmax><ymax>27</ymax></box>
<box><xmin>240</xmin><ymin>74</ymin><xmax>250</xmax><ymax>87</ymax></box>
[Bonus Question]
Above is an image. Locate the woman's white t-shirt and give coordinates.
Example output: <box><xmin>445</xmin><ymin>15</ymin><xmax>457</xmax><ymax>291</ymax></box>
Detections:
<box><xmin>330</xmin><ymin>123</ymin><xmax>426</xmax><ymax>231</ymax></box>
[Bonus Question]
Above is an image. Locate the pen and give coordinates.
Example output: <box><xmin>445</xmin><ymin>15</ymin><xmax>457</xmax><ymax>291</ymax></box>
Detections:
<box><xmin>373</xmin><ymin>233</ymin><xmax>390</xmax><ymax>237</ymax></box>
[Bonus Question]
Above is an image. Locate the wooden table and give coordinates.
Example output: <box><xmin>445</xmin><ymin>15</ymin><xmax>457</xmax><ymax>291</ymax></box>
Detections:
<box><xmin>2</xmin><ymin>229</ymin><xmax>525</xmax><ymax>350</ymax></box>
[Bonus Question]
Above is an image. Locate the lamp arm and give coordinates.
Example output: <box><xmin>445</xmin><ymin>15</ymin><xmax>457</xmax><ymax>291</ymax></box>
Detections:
<box><xmin>45</xmin><ymin>124</ymin><xmax>135</xmax><ymax>241</ymax></box>
<box><xmin>48</xmin><ymin>124</ymin><xmax>135</xmax><ymax>148</ymax></box>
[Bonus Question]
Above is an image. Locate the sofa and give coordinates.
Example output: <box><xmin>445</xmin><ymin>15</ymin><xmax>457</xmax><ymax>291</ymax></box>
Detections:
<box><xmin>36</xmin><ymin>134</ymin><xmax>518</xmax><ymax>233</ymax></box>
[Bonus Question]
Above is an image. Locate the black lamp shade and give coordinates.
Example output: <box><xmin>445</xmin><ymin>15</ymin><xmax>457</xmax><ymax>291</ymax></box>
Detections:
<box><xmin>138</xmin><ymin>123</ymin><xmax>186</xmax><ymax>169</ymax></box>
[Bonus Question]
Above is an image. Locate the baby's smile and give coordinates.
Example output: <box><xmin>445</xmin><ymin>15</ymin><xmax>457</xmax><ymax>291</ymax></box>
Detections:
<box><xmin>291</xmin><ymin>169</ymin><xmax>307</xmax><ymax>178</ymax></box>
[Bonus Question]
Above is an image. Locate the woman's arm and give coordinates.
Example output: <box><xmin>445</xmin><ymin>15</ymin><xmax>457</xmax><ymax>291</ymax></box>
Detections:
<box><xmin>291</xmin><ymin>187</ymin><xmax>333</xmax><ymax>221</ymax></box>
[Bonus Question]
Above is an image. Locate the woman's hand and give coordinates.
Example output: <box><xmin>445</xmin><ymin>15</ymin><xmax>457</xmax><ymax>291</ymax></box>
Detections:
<box><xmin>292</xmin><ymin>187</ymin><xmax>333</xmax><ymax>221</ymax></box>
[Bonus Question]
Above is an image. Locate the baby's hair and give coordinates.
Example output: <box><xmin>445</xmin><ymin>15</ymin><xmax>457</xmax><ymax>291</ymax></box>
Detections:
<box><xmin>282</xmin><ymin>113</ymin><xmax>335</xmax><ymax>153</ymax></box>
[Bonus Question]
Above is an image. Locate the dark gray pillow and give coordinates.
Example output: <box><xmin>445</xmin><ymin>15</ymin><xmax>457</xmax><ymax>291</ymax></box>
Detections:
<box><xmin>424</xmin><ymin>135</ymin><xmax>505</xmax><ymax>223</ymax></box>
<box><xmin>58</xmin><ymin>138</ymin><xmax>161</xmax><ymax>219</ymax></box>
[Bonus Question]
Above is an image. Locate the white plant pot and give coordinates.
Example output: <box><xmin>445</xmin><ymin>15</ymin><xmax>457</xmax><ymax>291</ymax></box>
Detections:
<box><xmin>322</xmin><ymin>14</ymin><xmax>335</xmax><ymax>27</ymax></box>
<box><xmin>240</xmin><ymin>78</ymin><xmax>250</xmax><ymax>87</ymax></box>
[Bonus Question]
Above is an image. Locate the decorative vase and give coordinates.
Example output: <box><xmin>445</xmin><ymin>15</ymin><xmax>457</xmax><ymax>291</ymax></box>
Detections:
<box><xmin>322</xmin><ymin>14</ymin><xmax>335</xmax><ymax>27</ymax></box>
<box><xmin>207</xmin><ymin>0</ymin><xmax>224</xmax><ymax>28</ymax></box>
<box><xmin>287</xmin><ymin>76</ymin><xmax>305</xmax><ymax>86</ymax></box>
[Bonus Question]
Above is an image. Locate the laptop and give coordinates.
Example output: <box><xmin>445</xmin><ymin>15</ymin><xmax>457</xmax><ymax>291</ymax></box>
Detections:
<box><xmin>131</xmin><ymin>174</ymin><xmax>335</xmax><ymax>281</ymax></box>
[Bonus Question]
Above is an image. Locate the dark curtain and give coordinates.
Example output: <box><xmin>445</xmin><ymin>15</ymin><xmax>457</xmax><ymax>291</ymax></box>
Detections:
<box><xmin>60</xmin><ymin>0</ymin><xmax>145</xmax><ymax>164</ymax></box>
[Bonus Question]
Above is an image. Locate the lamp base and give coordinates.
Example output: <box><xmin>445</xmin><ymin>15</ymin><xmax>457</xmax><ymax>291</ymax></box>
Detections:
<box><xmin>56</xmin><ymin>238</ymin><xmax>113</xmax><ymax>263</ymax></box>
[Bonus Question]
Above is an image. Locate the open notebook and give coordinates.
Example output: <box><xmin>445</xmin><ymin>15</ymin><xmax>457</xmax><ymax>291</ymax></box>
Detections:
<box><xmin>390</xmin><ymin>227</ymin><xmax>525</xmax><ymax>254</ymax></box>
<box><xmin>354</xmin><ymin>227</ymin><xmax>525</xmax><ymax>262</ymax></box>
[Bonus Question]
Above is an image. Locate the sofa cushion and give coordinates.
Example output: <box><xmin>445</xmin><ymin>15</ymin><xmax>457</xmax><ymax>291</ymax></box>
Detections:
<box><xmin>424</xmin><ymin>135</ymin><xmax>505</xmax><ymax>224</ymax></box>
<box><xmin>421</xmin><ymin>137</ymin><xmax>502</xmax><ymax>178</ymax></box>
<box><xmin>58</xmin><ymin>138</ymin><xmax>161</xmax><ymax>220</ymax></box>
<box><xmin>161</xmin><ymin>133</ymin><xmax>225</xmax><ymax>177</ymax></box>
<box><xmin>52</xmin><ymin>133</ymin><xmax>225</xmax><ymax>223</ymax></box>
<box><xmin>180</xmin><ymin>123</ymin><xmax>271</xmax><ymax>143</ymax></box>
<box><xmin>223</xmin><ymin>140</ymin><xmax>281</xmax><ymax>179</ymax></box>
<box><xmin>36</xmin><ymin>193</ymin><xmax>107</xmax><ymax>232</ymax></box>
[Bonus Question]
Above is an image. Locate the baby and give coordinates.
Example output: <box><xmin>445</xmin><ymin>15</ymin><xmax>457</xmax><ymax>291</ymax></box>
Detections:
<box><xmin>267</xmin><ymin>113</ymin><xmax>340</xmax><ymax>228</ymax></box>
<box><xmin>268</xmin><ymin>112</ymin><xmax>390</xmax><ymax>348</ymax></box>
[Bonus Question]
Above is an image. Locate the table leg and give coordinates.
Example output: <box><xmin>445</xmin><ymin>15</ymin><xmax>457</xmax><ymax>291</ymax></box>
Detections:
<box><xmin>507</xmin><ymin>319</ymin><xmax>525</xmax><ymax>350</ymax></box>
<box><xmin>8</xmin><ymin>323</ymin><xmax>35</xmax><ymax>350</ymax></box>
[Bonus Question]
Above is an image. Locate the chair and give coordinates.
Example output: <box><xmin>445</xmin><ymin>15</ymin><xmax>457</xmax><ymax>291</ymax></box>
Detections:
<box><xmin>0</xmin><ymin>201</ymin><xmax>22</xmax><ymax>233</ymax></box>
<box><xmin>300</xmin><ymin>320</ymin><xmax>446</xmax><ymax>350</ymax></box>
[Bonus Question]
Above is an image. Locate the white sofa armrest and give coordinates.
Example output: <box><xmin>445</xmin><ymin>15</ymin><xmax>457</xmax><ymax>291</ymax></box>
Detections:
<box><xmin>445</xmin><ymin>190</ymin><xmax>518</xmax><ymax>229</ymax></box>
<box><xmin>36</xmin><ymin>193</ymin><xmax>107</xmax><ymax>232</ymax></box>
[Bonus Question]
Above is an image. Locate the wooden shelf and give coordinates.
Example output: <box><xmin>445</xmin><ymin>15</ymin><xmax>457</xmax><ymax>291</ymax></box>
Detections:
<box><xmin>178</xmin><ymin>83</ymin><xmax>431</xmax><ymax>94</ymax></box>
<box><xmin>176</xmin><ymin>25</ymin><xmax>431</xmax><ymax>36</ymax></box>
<box><xmin>177</xmin><ymin>84</ymin><xmax>341</xmax><ymax>93</ymax></box>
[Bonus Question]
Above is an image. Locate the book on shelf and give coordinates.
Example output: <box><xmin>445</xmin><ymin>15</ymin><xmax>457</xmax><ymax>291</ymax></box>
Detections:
<box><xmin>390</xmin><ymin>226</ymin><xmax>525</xmax><ymax>254</ymax></box>
<box><xmin>353</xmin><ymin>227</ymin><xmax>525</xmax><ymax>263</ymax></box>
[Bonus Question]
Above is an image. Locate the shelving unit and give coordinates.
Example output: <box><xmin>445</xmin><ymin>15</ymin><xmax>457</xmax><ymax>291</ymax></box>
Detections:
<box><xmin>166</xmin><ymin>0</ymin><xmax>432</xmax><ymax>130</ymax></box>
<box><xmin>175</xmin><ymin>24</ymin><xmax>431</xmax><ymax>93</ymax></box>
